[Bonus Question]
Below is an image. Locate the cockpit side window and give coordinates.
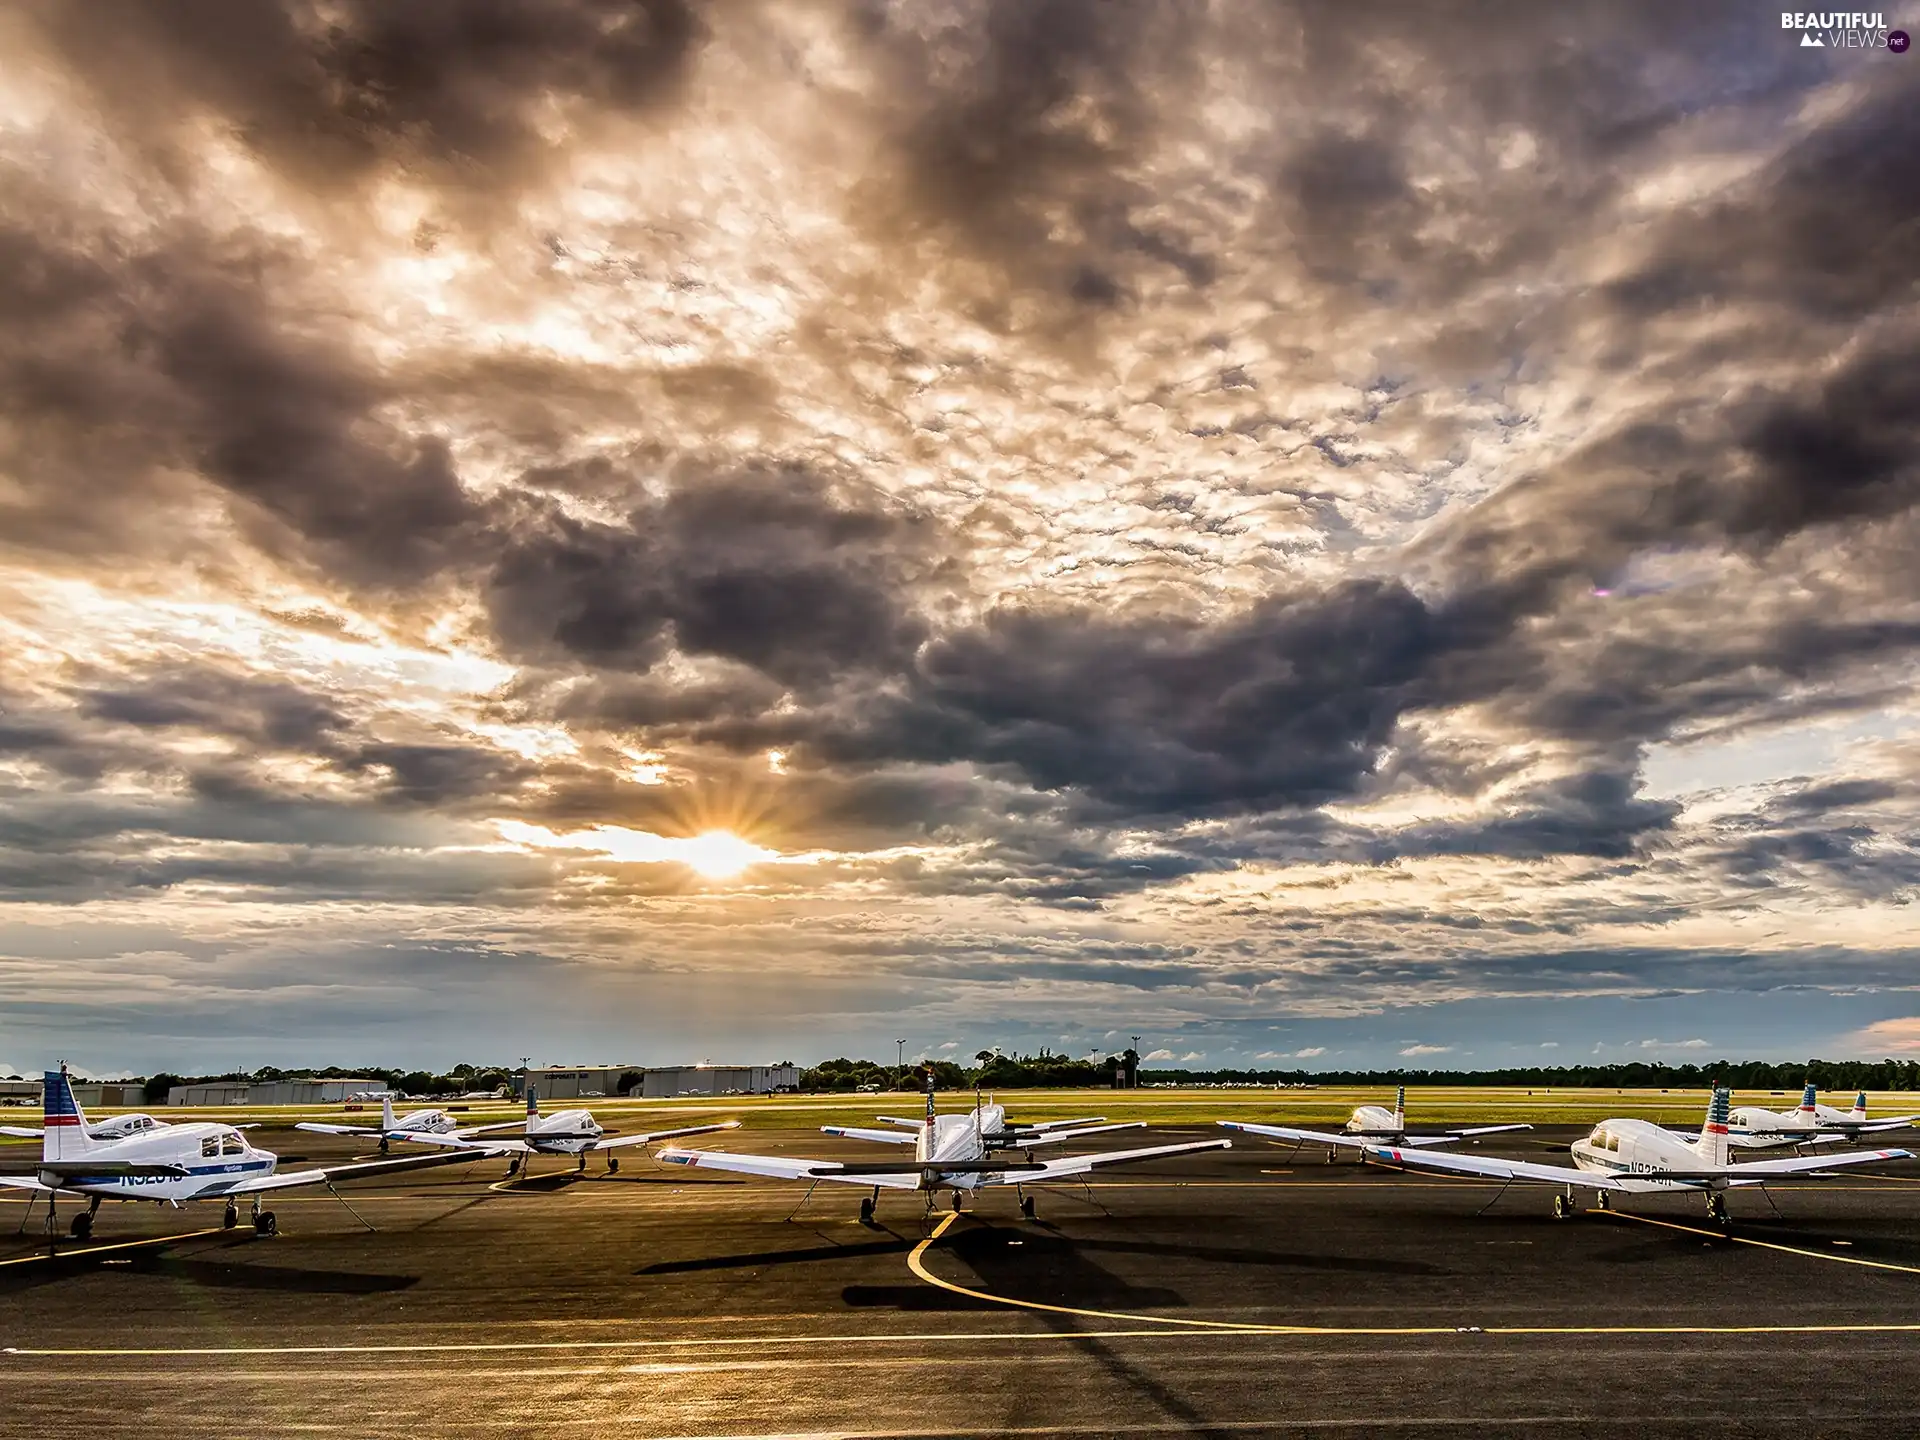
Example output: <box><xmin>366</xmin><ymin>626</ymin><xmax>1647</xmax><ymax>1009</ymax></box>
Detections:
<box><xmin>221</xmin><ymin>1133</ymin><xmax>244</xmax><ymax>1155</ymax></box>
<box><xmin>201</xmin><ymin>1136</ymin><xmax>219</xmax><ymax>1158</ymax></box>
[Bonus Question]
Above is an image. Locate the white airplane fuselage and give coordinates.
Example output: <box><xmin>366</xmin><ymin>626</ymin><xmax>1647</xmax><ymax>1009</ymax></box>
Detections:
<box><xmin>913</xmin><ymin>1114</ymin><xmax>995</xmax><ymax>1190</ymax></box>
<box><xmin>1568</xmin><ymin>1118</ymin><xmax>1732</xmax><ymax>1192</ymax></box>
<box><xmin>41</xmin><ymin>1123</ymin><xmax>277</xmax><ymax>1203</ymax></box>
<box><xmin>523</xmin><ymin>1108</ymin><xmax>605</xmax><ymax>1154</ymax></box>
<box><xmin>1346</xmin><ymin>1105</ymin><xmax>1400</xmax><ymax>1135</ymax></box>
<box><xmin>388</xmin><ymin>1108</ymin><xmax>458</xmax><ymax>1135</ymax></box>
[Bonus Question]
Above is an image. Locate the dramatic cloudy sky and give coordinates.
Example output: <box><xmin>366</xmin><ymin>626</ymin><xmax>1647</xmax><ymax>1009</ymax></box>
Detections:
<box><xmin>2</xmin><ymin>1</ymin><xmax>1917</xmax><ymax>1076</ymax></box>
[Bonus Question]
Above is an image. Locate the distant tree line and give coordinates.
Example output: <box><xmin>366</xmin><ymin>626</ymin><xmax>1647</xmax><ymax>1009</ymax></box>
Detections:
<box><xmin>27</xmin><ymin>1055</ymin><xmax>1919</xmax><ymax>1108</ymax></box>
<box><xmin>1139</xmin><ymin>1059</ymin><xmax>1920</xmax><ymax>1091</ymax></box>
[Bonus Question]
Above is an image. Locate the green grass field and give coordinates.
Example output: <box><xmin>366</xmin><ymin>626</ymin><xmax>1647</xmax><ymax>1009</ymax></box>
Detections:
<box><xmin>3</xmin><ymin>1083</ymin><xmax>1904</xmax><ymax>1142</ymax></box>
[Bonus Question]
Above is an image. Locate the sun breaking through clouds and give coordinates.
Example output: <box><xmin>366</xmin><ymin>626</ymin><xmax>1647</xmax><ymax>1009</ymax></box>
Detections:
<box><xmin>0</xmin><ymin>1</ymin><xmax>1917</xmax><ymax>1072</ymax></box>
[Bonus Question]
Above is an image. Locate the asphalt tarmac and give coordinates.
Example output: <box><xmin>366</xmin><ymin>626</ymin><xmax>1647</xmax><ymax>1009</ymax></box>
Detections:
<box><xmin>7</xmin><ymin>1123</ymin><xmax>1920</xmax><ymax>1437</ymax></box>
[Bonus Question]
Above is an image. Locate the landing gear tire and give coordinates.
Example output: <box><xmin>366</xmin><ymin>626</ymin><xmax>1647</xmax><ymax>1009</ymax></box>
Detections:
<box><xmin>507</xmin><ymin>1157</ymin><xmax>522</xmax><ymax>1177</ymax></box>
<box><xmin>1595</xmin><ymin>1191</ymin><xmax>1611</xmax><ymax>1212</ymax></box>
<box><xmin>69</xmin><ymin>1212</ymin><xmax>92</xmax><ymax>1241</ymax></box>
<box><xmin>1707</xmin><ymin>1194</ymin><xmax>1730</xmax><ymax>1226</ymax></box>
<box><xmin>607</xmin><ymin>1158</ymin><xmax>620</xmax><ymax>1173</ymax></box>
<box><xmin>1551</xmin><ymin>1193</ymin><xmax>1574</xmax><ymax>1221</ymax></box>
<box><xmin>1020</xmin><ymin>1195</ymin><xmax>1036</xmax><ymax>1220</ymax></box>
<box><xmin>858</xmin><ymin>1196</ymin><xmax>876</xmax><ymax>1223</ymax></box>
<box><xmin>222</xmin><ymin>1201</ymin><xmax>239</xmax><ymax>1230</ymax></box>
<box><xmin>576</xmin><ymin>1154</ymin><xmax>587</xmax><ymax>1173</ymax></box>
<box><xmin>951</xmin><ymin>1192</ymin><xmax>963</xmax><ymax>1213</ymax></box>
<box><xmin>378</xmin><ymin>1138</ymin><xmax>391</xmax><ymax>1155</ymax></box>
<box><xmin>253</xmin><ymin>1211</ymin><xmax>277</xmax><ymax>1237</ymax></box>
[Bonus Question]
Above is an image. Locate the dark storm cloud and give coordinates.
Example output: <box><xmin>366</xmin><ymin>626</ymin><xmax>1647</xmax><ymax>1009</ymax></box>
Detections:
<box><xmin>78</xmin><ymin>667</ymin><xmax>349</xmax><ymax>751</ymax></box>
<box><xmin>22</xmin><ymin>0</ymin><xmax>707</xmax><ymax>202</ymax></box>
<box><xmin>754</xmin><ymin>577</ymin><xmax>1442</xmax><ymax>817</ymax></box>
<box><xmin>486</xmin><ymin>467</ymin><xmax>936</xmax><ymax>689</ymax></box>
<box><xmin>1391</xmin><ymin>769</ymin><xmax>1681</xmax><ymax>863</ymax></box>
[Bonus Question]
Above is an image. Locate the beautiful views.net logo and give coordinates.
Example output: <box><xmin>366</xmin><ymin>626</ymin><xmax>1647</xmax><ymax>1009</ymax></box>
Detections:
<box><xmin>1779</xmin><ymin>11</ymin><xmax>1909</xmax><ymax>48</ymax></box>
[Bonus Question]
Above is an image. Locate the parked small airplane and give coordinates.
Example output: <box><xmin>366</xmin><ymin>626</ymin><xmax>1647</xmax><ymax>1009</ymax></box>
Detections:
<box><xmin>379</xmin><ymin>1084</ymin><xmax>741</xmax><ymax>1175</ymax></box>
<box><xmin>0</xmin><ymin>1069</ymin><xmax>504</xmax><ymax>1240</ymax></box>
<box><xmin>828</xmin><ymin>1100</ymin><xmax>1143</xmax><ymax>1152</ymax></box>
<box><xmin>659</xmin><ymin>1074</ymin><xmax>1228</xmax><ymax>1221</ymax></box>
<box><xmin>296</xmin><ymin>1095</ymin><xmax>462</xmax><ymax>1151</ymax></box>
<box><xmin>1</xmin><ymin>1111</ymin><xmax>172</xmax><ymax>1141</ymax></box>
<box><xmin>1217</xmin><ymin>1085</ymin><xmax>1530</xmax><ymax>1159</ymax></box>
<box><xmin>1728</xmin><ymin>1083</ymin><xmax>1919</xmax><ymax>1146</ymax></box>
<box><xmin>1365</xmin><ymin>1086</ymin><xmax>1912</xmax><ymax>1226</ymax></box>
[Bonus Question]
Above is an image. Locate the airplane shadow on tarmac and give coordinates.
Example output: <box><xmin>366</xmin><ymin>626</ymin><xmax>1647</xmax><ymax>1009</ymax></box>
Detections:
<box><xmin>0</xmin><ymin>1237</ymin><xmax>420</xmax><ymax>1298</ymax></box>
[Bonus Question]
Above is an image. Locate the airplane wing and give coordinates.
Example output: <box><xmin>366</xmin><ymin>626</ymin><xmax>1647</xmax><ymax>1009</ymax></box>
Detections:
<box><xmin>293</xmin><ymin>1121</ymin><xmax>380</xmax><ymax>1136</ymax></box>
<box><xmin>1723</xmin><ymin>1147</ymin><xmax>1912</xmax><ymax>1178</ymax></box>
<box><xmin>983</xmin><ymin>1137</ymin><xmax>1230</xmax><ymax>1184</ymax></box>
<box><xmin>1015</xmin><ymin>1116</ymin><xmax>1108</xmax><ymax>1132</ymax></box>
<box><xmin>654</xmin><ymin>1146</ymin><xmax>924</xmax><ymax>1188</ymax></box>
<box><xmin>1219</xmin><ymin>1121</ymin><xmax>1380</xmax><ymax>1149</ymax></box>
<box><xmin>1722</xmin><ymin>1131</ymin><xmax>1847</xmax><ymax>1149</ymax></box>
<box><xmin>593</xmin><ymin>1121</ymin><xmax>742</xmax><ymax>1152</ymax></box>
<box><xmin>0</xmin><ymin>1125</ymin><xmax>43</xmax><ymax>1138</ymax></box>
<box><xmin>373</xmin><ymin>1130</ymin><xmax>533</xmax><ymax>1154</ymax></box>
<box><xmin>1364</xmin><ymin>1145</ymin><xmax>1630</xmax><ymax>1191</ymax></box>
<box><xmin>224</xmin><ymin>1146</ymin><xmax>508</xmax><ymax>1194</ymax></box>
<box><xmin>874</xmin><ymin>1116</ymin><xmax>925</xmax><ymax>1129</ymax></box>
<box><xmin>450</xmin><ymin>1120</ymin><xmax>530</xmax><ymax>1138</ymax></box>
<box><xmin>823</xmin><ymin>1125</ymin><xmax>919</xmax><ymax>1144</ymax></box>
<box><xmin>1013</xmin><ymin>1122</ymin><xmax>1146</xmax><ymax>1146</ymax></box>
<box><xmin>1449</xmin><ymin>1123</ymin><xmax>1533</xmax><ymax>1137</ymax></box>
<box><xmin>0</xmin><ymin>1173</ymin><xmax>56</xmax><ymax>1193</ymax></box>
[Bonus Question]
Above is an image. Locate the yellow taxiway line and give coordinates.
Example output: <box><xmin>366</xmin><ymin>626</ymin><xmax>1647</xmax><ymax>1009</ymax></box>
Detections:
<box><xmin>1601</xmin><ymin>1210</ymin><xmax>1920</xmax><ymax>1274</ymax></box>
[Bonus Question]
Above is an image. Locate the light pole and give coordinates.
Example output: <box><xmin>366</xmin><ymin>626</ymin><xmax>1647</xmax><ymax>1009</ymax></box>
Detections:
<box><xmin>1130</xmin><ymin>1036</ymin><xmax>1141</xmax><ymax>1089</ymax></box>
<box><xmin>896</xmin><ymin>1038</ymin><xmax>905</xmax><ymax>1082</ymax></box>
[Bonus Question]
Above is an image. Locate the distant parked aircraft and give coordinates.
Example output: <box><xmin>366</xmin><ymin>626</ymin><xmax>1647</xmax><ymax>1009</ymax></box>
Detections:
<box><xmin>297</xmin><ymin>1095</ymin><xmax>462</xmax><ymax>1151</ymax></box>
<box><xmin>1728</xmin><ymin>1083</ymin><xmax>1920</xmax><ymax>1147</ymax></box>
<box><xmin>380</xmin><ymin>1084</ymin><xmax>739</xmax><ymax>1175</ymax></box>
<box><xmin>0</xmin><ymin>1068</ymin><xmax>501</xmax><ymax>1240</ymax></box>
<box><xmin>2</xmin><ymin>1111</ymin><xmax>172</xmax><ymax>1142</ymax></box>
<box><xmin>1218</xmin><ymin>1085</ymin><xmax>1529</xmax><ymax>1159</ymax></box>
<box><xmin>831</xmin><ymin>1100</ymin><xmax>1142</xmax><ymax>1152</ymax></box>
<box><xmin>1366</xmin><ymin>1087</ymin><xmax>1911</xmax><ymax>1227</ymax></box>
<box><xmin>659</xmin><ymin>1073</ymin><xmax>1227</xmax><ymax>1222</ymax></box>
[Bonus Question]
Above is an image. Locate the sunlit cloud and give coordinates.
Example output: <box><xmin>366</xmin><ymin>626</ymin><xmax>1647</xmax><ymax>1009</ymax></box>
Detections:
<box><xmin>493</xmin><ymin>820</ymin><xmax>781</xmax><ymax>880</ymax></box>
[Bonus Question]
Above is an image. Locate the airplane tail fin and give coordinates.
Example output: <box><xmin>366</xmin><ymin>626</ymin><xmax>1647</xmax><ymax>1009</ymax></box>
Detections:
<box><xmin>42</xmin><ymin>1066</ymin><xmax>99</xmax><ymax>1163</ymax></box>
<box><xmin>527</xmin><ymin>1083</ymin><xmax>540</xmax><ymax>1120</ymax></box>
<box><xmin>1697</xmin><ymin>1085</ymin><xmax>1731</xmax><ymax>1167</ymax></box>
<box><xmin>1798</xmin><ymin>1081</ymin><xmax>1818</xmax><ymax>1117</ymax></box>
<box><xmin>1393</xmin><ymin>1084</ymin><xmax>1406</xmax><ymax>1129</ymax></box>
<box><xmin>381</xmin><ymin>1094</ymin><xmax>397</xmax><ymax>1131</ymax></box>
<box><xmin>1851</xmin><ymin>1089</ymin><xmax>1869</xmax><ymax>1122</ymax></box>
<box><xmin>923</xmin><ymin>1066</ymin><xmax>937</xmax><ymax>1129</ymax></box>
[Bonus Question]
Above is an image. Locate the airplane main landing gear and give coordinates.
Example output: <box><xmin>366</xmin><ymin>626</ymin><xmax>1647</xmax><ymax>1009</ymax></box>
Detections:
<box><xmin>507</xmin><ymin>1156</ymin><xmax>522</xmax><ymax>1177</ymax></box>
<box><xmin>1551</xmin><ymin>1192</ymin><xmax>1575</xmax><ymax>1221</ymax></box>
<box><xmin>951</xmin><ymin>1191</ymin><xmax>963</xmax><ymax>1213</ymax></box>
<box><xmin>222</xmin><ymin>1200</ymin><xmax>240</xmax><ymax>1230</ymax></box>
<box><xmin>252</xmin><ymin>1197</ymin><xmax>277</xmax><ymax>1236</ymax></box>
<box><xmin>606</xmin><ymin>1157</ymin><xmax>620</xmax><ymax>1173</ymax></box>
<box><xmin>1020</xmin><ymin>1194</ymin><xmax>1036</xmax><ymax>1220</ymax></box>
<box><xmin>69</xmin><ymin>1213</ymin><xmax>92</xmax><ymax>1241</ymax></box>
<box><xmin>378</xmin><ymin>1137</ymin><xmax>391</xmax><ymax>1154</ymax></box>
<box><xmin>858</xmin><ymin>1194</ymin><xmax>877</xmax><ymax>1224</ymax></box>
<box><xmin>1707</xmin><ymin>1193</ymin><xmax>1730</xmax><ymax>1227</ymax></box>
<box><xmin>575</xmin><ymin>1153</ymin><xmax>587</xmax><ymax>1173</ymax></box>
<box><xmin>1595</xmin><ymin>1191</ymin><xmax>1612</xmax><ymax>1212</ymax></box>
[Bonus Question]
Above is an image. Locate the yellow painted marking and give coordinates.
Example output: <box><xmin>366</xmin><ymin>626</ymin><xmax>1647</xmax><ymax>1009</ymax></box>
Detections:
<box><xmin>903</xmin><ymin>1213</ymin><xmax>1920</xmax><ymax>1338</ymax></box>
<box><xmin>0</xmin><ymin>1227</ymin><xmax>233</xmax><ymax>1268</ymax></box>
<box><xmin>1604</xmin><ymin>1211</ymin><xmax>1920</xmax><ymax>1275</ymax></box>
